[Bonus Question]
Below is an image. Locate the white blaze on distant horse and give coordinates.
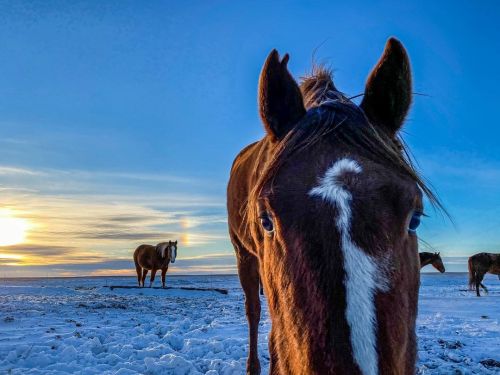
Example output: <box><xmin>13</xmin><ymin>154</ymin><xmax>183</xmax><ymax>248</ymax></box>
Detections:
<box><xmin>309</xmin><ymin>158</ymin><xmax>385</xmax><ymax>375</ymax></box>
<box><xmin>156</xmin><ymin>242</ymin><xmax>177</xmax><ymax>262</ymax></box>
<box><xmin>169</xmin><ymin>244</ymin><xmax>177</xmax><ymax>263</ymax></box>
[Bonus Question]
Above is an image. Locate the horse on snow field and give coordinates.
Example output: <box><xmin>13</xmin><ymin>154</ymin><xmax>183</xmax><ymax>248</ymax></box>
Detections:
<box><xmin>227</xmin><ymin>38</ymin><xmax>444</xmax><ymax>374</ymax></box>
<box><xmin>468</xmin><ymin>252</ymin><xmax>500</xmax><ymax>297</ymax></box>
<box><xmin>133</xmin><ymin>241</ymin><xmax>178</xmax><ymax>288</ymax></box>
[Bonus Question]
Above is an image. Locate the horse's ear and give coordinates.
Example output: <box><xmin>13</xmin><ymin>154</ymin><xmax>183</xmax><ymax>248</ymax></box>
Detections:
<box><xmin>175</xmin><ymin>240</ymin><xmax>178</xmax><ymax>245</ymax></box>
<box><xmin>360</xmin><ymin>38</ymin><xmax>412</xmax><ymax>137</ymax></box>
<box><xmin>258</xmin><ymin>49</ymin><xmax>306</xmax><ymax>140</ymax></box>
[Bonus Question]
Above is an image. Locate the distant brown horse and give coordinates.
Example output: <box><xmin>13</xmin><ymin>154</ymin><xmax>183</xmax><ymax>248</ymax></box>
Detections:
<box><xmin>133</xmin><ymin>241</ymin><xmax>177</xmax><ymax>288</ymax></box>
<box><xmin>228</xmin><ymin>38</ymin><xmax>443</xmax><ymax>374</ymax></box>
<box><xmin>468</xmin><ymin>252</ymin><xmax>500</xmax><ymax>296</ymax></box>
<box><xmin>419</xmin><ymin>252</ymin><xmax>445</xmax><ymax>273</ymax></box>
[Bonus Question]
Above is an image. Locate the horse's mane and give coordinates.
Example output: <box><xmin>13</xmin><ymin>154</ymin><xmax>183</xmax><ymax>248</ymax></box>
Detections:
<box><xmin>156</xmin><ymin>242</ymin><xmax>169</xmax><ymax>258</ymax></box>
<box><xmin>419</xmin><ymin>251</ymin><xmax>440</xmax><ymax>259</ymax></box>
<box><xmin>247</xmin><ymin>66</ymin><xmax>446</xmax><ymax>238</ymax></box>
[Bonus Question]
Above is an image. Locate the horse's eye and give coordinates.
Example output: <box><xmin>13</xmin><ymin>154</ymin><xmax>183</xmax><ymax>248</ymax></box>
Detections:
<box><xmin>408</xmin><ymin>211</ymin><xmax>423</xmax><ymax>234</ymax></box>
<box><xmin>259</xmin><ymin>213</ymin><xmax>274</xmax><ymax>234</ymax></box>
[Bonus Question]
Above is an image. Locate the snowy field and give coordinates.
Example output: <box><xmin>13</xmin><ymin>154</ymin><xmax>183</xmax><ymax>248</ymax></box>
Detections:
<box><xmin>0</xmin><ymin>273</ymin><xmax>499</xmax><ymax>374</ymax></box>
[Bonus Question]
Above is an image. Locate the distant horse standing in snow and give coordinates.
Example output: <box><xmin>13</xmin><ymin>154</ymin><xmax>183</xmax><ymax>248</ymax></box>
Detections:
<box><xmin>133</xmin><ymin>241</ymin><xmax>178</xmax><ymax>288</ymax></box>
<box><xmin>228</xmin><ymin>38</ymin><xmax>444</xmax><ymax>374</ymax></box>
<box><xmin>468</xmin><ymin>252</ymin><xmax>500</xmax><ymax>296</ymax></box>
<box><xmin>419</xmin><ymin>252</ymin><xmax>445</xmax><ymax>273</ymax></box>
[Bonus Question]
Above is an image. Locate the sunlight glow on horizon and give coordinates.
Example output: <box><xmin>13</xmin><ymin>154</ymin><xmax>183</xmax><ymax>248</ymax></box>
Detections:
<box><xmin>0</xmin><ymin>209</ymin><xmax>31</xmax><ymax>247</ymax></box>
<box><xmin>0</xmin><ymin>190</ymin><xmax>233</xmax><ymax>276</ymax></box>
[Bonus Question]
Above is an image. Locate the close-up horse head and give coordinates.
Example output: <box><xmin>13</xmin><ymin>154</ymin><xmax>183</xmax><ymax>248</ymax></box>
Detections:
<box><xmin>228</xmin><ymin>37</ymin><xmax>442</xmax><ymax>375</ymax></box>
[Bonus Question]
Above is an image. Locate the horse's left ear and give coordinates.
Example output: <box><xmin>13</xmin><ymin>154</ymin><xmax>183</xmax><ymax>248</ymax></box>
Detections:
<box><xmin>258</xmin><ymin>50</ymin><xmax>306</xmax><ymax>140</ymax></box>
<box><xmin>360</xmin><ymin>38</ymin><xmax>412</xmax><ymax>136</ymax></box>
<box><xmin>175</xmin><ymin>240</ymin><xmax>178</xmax><ymax>245</ymax></box>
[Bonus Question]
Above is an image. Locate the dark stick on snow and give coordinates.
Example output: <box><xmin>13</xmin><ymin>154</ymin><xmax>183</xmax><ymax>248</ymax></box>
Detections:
<box><xmin>107</xmin><ymin>285</ymin><xmax>228</xmax><ymax>295</ymax></box>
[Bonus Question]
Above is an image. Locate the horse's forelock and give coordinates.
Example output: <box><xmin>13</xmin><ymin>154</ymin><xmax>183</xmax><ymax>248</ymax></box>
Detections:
<box><xmin>300</xmin><ymin>65</ymin><xmax>352</xmax><ymax>110</ymax></box>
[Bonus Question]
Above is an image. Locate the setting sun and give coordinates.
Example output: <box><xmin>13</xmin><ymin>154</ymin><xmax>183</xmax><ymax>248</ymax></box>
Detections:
<box><xmin>0</xmin><ymin>209</ymin><xmax>30</xmax><ymax>246</ymax></box>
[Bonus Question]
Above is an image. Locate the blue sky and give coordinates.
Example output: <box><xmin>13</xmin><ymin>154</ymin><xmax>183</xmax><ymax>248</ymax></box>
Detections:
<box><xmin>0</xmin><ymin>1</ymin><xmax>499</xmax><ymax>276</ymax></box>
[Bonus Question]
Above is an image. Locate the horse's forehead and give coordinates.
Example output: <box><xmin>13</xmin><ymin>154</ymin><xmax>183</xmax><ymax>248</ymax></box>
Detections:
<box><xmin>269</xmin><ymin>151</ymin><xmax>415</xmax><ymax>202</ymax></box>
<box><xmin>265</xmin><ymin>155</ymin><xmax>419</xmax><ymax>249</ymax></box>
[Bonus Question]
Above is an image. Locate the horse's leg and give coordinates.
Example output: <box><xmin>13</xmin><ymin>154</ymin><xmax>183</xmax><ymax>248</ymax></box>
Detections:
<box><xmin>480</xmin><ymin>283</ymin><xmax>489</xmax><ymax>293</ymax></box>
<box><xmin>150</xmin><ymin>269</ymin><xmax>157</xmax><ymax>288</ymax></box>
<box><xmin>268</xmin><ymin>328</ymin><xmax>280</xmax><ymax>375</ymax></box>
<box><xmin>476</xmin><ymin>272</ymin><xmax>487</xmax><ymax>296</ymax></box>
<box><xmin>479</xmin><ymin>271</ymin><xmax>488</xmax><ymax>293</ymax></box>
<box><xmin>236</xmin><ymin>247</ymin><xmax>261</xmax><ymax>375</ymax></box>
<box><xmin>161</xmin><ymin>266</ymin><xmax>168</xmax><ymax>288</ymax></box>
<box><xmin>141</xmin><ymin>269</ymin><xmax>148</xmax><ymax>288</ymax></box>
<box><xmin>136</xmin><ymin>265</ymin><xmax>142</xmax><ymax>287</ymax></box>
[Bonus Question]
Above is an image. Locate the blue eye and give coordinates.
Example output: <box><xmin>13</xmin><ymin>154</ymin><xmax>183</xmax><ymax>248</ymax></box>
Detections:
<box><xmin>408</xmin><ymin>211</ymin><xmax>423</xmax><ymax>234</ymax></box>
<box><xmin>260</xmin><ymin>213</ymin><xmax>274</xmax><ymax>233</ymax></box>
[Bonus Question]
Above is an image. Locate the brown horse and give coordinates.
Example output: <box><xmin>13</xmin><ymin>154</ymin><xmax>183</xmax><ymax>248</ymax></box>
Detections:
<box><xmin>419</xmin><ymin>252</ymin><xmax>445</xmax><ymax>272</ymax></box>
<box><xmin>468</xmin><ymin>252</ymin><xmax>500</xmax><ymax>296</ymax></box>
<box><xmin>133</xmin><ymin>241</ymin><xmax>177</xmax><ymax>288</ymax></box>
<box><xmin>227</xmin><ymin>38</ymin><xmax>443</xmax><ymax>375</ymax></box>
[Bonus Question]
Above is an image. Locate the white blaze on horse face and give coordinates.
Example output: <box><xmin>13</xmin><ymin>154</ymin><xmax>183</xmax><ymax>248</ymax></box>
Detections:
<box><xmin>170</xmin><ymin>245</ymin><xmax>177</xmax><ymax>263</ymax></box>
<box><xmin>309</xmin><ymin>158</ymin><xmax>383</xmax><ymax>375</ymax></box>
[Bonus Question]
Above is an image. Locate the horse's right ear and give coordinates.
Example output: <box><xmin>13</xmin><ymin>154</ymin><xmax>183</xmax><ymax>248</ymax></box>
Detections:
<box><xmin>360</xmin><ymin>38</ymin><xmax>412</xmax><ymax>137</ymax></box>
<box><xmin>258</xmin><ymin>50</ymin><xmax>306</xmax><ymax>140</ymax></box>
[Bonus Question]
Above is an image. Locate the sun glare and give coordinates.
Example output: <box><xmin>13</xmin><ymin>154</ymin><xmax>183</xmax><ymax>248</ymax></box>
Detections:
<box><xmin>181</xmin><ymin>233</ymin><xmax>190</xmax><ymax>247</ymax></box>
<box><xmin>0</xmin><ymin>209</ymin><xmax>30</xmax><ymax>247</ymax></box>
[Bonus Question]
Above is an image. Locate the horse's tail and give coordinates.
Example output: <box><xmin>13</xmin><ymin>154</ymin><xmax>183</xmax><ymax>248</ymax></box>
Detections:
<box><xmin>468</xmin><ymin>257</ymin><xmax>476</xmax><ymax>290</ymax></box>
<box><xmin>134</xmin><ymin>249</ymin><xmax>142</xmax><ymax>274</ymax></box>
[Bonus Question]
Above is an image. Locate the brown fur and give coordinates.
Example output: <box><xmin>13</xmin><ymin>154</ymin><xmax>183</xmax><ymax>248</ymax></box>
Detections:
<box><xmin>228</xmin><ymin>38</ymin><xmax>438</xmax><ymax>375</ymax></box>
<box><xmin>468</xmin><ymin>252</ymin><xmax>500</xmax><ymax>296</ymax></box>
<box><xmin>419</xmin><ymin>252</ymin><xmax>445</xmax><ymax>272</ymax></box>
<box><xmin>133</xmin><ymin>241</ymin><xmax>177</xmax><ymax>288</ymax></box>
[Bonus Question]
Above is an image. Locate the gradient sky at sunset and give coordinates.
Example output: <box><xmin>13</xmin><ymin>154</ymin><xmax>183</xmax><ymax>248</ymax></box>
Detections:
<box><xmin>1</xmin><ymin>1</ymin><xmax>499</xmax><ymax>276</ymax></box>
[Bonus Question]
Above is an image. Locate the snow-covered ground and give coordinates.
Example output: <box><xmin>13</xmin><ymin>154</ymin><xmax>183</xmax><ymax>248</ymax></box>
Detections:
<box><xmin>0</xmin><ymin>273</ymin><xmax>498</xmax><ymax>374</ymax></box>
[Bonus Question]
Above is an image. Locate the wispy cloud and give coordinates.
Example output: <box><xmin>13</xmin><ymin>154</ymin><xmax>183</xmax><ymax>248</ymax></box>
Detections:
<box><xmin>0</xmin><ymin>164</ymin><xmax>215</xmax><ymax>195</ymax></box>
<box><xmin>0</xmin><ymin>166</ymin><xmax>44</xmax><ymax>176</ymax></box>
<box><xmin>419</xmin><ymin>152</ymin><xmax>500</xmax><ymax>187</ymax></box>
<box><xmin>49</xmin><ymin>168</ymin><xmax>198</xmax><ymax>184</ymax></box>
<box><xmin>1</xmin><ymin>244</ymin><xmax>77</xmax><ymax>257</ymax></box>
<box><xmin>0</xmin><ymin>253</ymin><xmax>237</xmax><ymax>277</ymax></box>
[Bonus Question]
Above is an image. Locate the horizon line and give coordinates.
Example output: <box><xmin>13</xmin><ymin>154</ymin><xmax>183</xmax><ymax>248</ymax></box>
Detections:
<box><xmin>0</xmin><ymin>271</ymin><xmax>473</xmax><ymax>280</ymax></box>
